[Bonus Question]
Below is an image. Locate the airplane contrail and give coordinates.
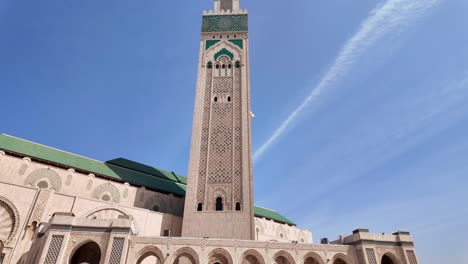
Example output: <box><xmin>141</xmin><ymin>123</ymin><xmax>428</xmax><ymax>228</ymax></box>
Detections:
<box><xmin>253</xmin><ymin>0</ymin><xmax>442</xmax><ymax>162</ymax></box>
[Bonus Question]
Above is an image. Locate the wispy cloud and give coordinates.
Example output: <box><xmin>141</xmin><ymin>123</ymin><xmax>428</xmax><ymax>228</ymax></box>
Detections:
<box><xmin>253</xmin><ymin>0</ymin><xmax>442</xmax><ymax>161</ymax></box>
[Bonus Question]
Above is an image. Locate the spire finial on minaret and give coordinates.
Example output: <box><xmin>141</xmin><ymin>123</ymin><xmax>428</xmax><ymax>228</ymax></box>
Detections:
<box><xmin>214</xmin><ymin>0</ymin><xmax>240</xmax><ymax>12</ymax></box>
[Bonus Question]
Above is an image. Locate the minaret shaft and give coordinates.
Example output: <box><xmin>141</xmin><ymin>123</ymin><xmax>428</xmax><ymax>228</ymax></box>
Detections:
<box><xmin>182</xmin><ymin>1</ymin><xmax>254</xmax><ymax>240</ymax></box>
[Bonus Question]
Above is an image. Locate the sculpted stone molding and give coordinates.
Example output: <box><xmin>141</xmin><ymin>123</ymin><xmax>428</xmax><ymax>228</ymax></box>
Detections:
<box><xmin>0</xmin><ymin>196</ymin><xmax>20</xmax><ymax>246</ymax></box>
<box><xmin>25</xmin><ymin>168</ymin><xmax>62</xmax><ymax>191</ymax></box>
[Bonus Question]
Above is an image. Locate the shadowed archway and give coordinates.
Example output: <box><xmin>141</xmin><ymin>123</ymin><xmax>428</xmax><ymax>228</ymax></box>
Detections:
<box><xmin>273</xmin><ymin>251</ymin><xmax>295</xmax><ymax>264</ymax></box>
<box><xmin>240</xmin><ymin>249</ymin><xmax>265</xmax><ymax>264</ymax></box>
<box><xmin>303</xmin><ymin>252</ymin><xmax>325</xmax><ymax>264</ymax></box>
<box><xmin>382</xmin><ymin>253</ymin><xmax>400</xmax><ymax>264</ymax></box>
<box><xmin>172</xmin><ymin>247</ymin><xmax>199</xmax><ymax>264</ymax></box>
<box><xmin>70</xmin><ymin>241</ymin><xmax>101</xmax><ymax>264</ymax></box>
<box><xmin>208</xmin><ymin>248</ymin><xmax>233</xmax><ymax>264</ymax></box>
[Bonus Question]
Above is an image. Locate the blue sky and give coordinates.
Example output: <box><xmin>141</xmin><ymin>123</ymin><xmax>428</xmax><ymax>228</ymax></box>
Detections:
<box><xmin>1</xmin><ymin>0</ymin><xmax>467</xmax><ymax>263</ymax></box>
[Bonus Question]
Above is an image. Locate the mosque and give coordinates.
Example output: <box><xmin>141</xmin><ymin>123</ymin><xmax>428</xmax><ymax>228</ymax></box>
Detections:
<box><xmin>0</xmin><ymin>0</ymin><xmax>420</xmax><ymax>263</ymax></box>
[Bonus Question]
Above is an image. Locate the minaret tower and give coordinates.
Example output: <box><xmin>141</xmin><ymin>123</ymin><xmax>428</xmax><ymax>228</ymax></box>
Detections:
<box><xmin>182</xmin><ymin>0</ymin><xmax>254</xmax><ymax>240</ymax></box>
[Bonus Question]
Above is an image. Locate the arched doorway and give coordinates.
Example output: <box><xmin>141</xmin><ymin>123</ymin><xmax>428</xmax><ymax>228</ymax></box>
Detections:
<box><xmin>273</xmin><ymin>251</ymin><xmax>295</xmax><ymax>264</ymax></box>
<box><xmin>172</xmin><ymin>247</ymin><xmax>199</xmax><ymax>264</ymax></box>
<box><xmin>70</xmin><ymin>241</ymin><xmax>101</xmax><ymax>264</ymax></box>
<box><xmin>136</xmin><ymin>246</ymin><xmax>164</xmax><ymax>264</ymax></box>
<box><xmin>240</xmin><ymin>250</ymin><xmax>265</xmax><ymax>264</ymax></box>
<box><xmin>208</xmin><ymin>248</ymin><xmax>232</xmax><ymax>264</ymax></box>
<box><xmin>173</xmin><ymin>253</ymin><xmax>196</xmax><ymax>264</ymax></box>
<box><xmin>304</xmin><ymin>252</ymin><xmax>324</xmax><ymax>264</ymax></box>
<box><xmin>332</xmin><ymin>258</ymin><xmax>347</xmax><ymax>264</ymax></box>
<box><xmin>382</xmin><ymin>254</ymin><xmax>397</xmax><ymax>264</ymax></box>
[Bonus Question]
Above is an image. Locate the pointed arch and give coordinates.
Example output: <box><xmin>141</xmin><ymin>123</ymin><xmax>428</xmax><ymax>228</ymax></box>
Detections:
<box><xmin>69</xmin><ymin>240</ymin><xmax>102</xmax><ymax>264</ymax></box>
<box><xmin>208</xmin><ymin>248</ymin><xmax>233</xmax><ymax>264</ymax></box>
<box><xmin>273</xmin><ymin>250</ymin><xmax>295</xmax><ymax>264</ymax></box>
<box><xmin>381</xmin><ymin>252</ymin><xmax>401</xmax><ymax>264</ymax></box>
<box><xmin>240</xmin><ymin>249</ymin><xmax>265</xmax><ymax>264</ymax></box>
<box><xmin>303</xmin><ymin>252</ymin><xmax>325</xmax><ymax>264</ymax></box>
<box><xmin>172</xmin><ymin>247</ymin><xmax>199</xmax><ymax>264</ymax></box>
<box><xmin>135</xmin><ymin>245</ymin><xmax>165</xmax><ymax>264</ymax></box>
<box><xmin>331</xmin><ymin>253</ymin><xmax>352</xmax><ymax>264</ymax></box>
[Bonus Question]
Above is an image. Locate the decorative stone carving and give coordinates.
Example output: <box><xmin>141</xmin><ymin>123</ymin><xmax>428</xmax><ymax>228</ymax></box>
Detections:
<box><xmin>92</xmin><ymin>183</ymin><xmax>121</xmax><ymax>203</ymax></box>
<box><xmin>29</xmin><ymin>189</ymin><xmax>52</xmax><ymax>225</ymax></box>
<box><xmin>18</xmin><ymin>164</ymin><xmax>28</xmax><ymax>176</ymax></box>
<box><xmin>0</xmin><ymin>196</ymin><xmax>20</xmax><ymax>246</ymax></box>
<box><xmin>24</xmin><ymin>168</ymin><xmax>62</xmax><ymax>191</ymax></box>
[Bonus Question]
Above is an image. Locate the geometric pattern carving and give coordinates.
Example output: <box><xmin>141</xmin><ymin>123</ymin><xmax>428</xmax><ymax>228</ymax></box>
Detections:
<box><xmin>208</xmin><ymin>77</ymin><xmax>233</xmax><ymax>184</ymax></box>
<box><xmin>366</xmin><ymin>248</ymin><xmax>377</xmax><ymax>264</ymax></box>
<box><xmin>0</xmin><ymin>196</ymin><xmax>20</xmax><ymax>245</ymax></box>
<box><xmin>196</xmin><ymin>47</ymin><xmax>244</xmax><ymax>210</ymax></box>
<box><xmin>108</xmin><ymin>237</ymin><xmax>125</xmax><ymax>264</ymax></box>
<box><xmin>276</xmin><ymin>225</ymin><xmax>287</xmax><ymax>240</ymax></box>
<box><xmin>25</xmin><ymin>168</ymin><xmax>62</xmax><ymax>192</ymax></box>
<box><xmin>29</xmin><ymin>189</ymin><xmax>52</xmax><ymax>225</ymax></box>
<box><xmin>43</xmin><ymin>235</ymin><xmax>64</xmax><ymax>264</ymax></box>
<box><xmin>202</xmin><ymin>15</ymin><xmax>248</xmax><ymax>32</ymax></box>
<box><xmin>232</xmin><ymin>67</ymin><xmax>242</xmax><ymax>202</ymax></box>
<box><xmin>407</xmin><ymin>250</ymin><xmax>418</xmax><ymax>264</ymax></box>
<box><xmin>196</xmin><ymin>67</ymin><xmax>213</xmax><ymax>204</ymax></box>
<box><xmin>92</xmin><ymin>183</ymin><xmax>121</xmax><ymax>203</ymax></box>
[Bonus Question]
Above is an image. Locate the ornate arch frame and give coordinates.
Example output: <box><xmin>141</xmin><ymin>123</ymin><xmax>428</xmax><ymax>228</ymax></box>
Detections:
<box><xmin>135</xmin><ymin>245</ymin><xmax>165</xmax><ymax>264</ymax></box>
<box><xmin>0</xmin><ymin>196</ymin><xmax>20</xmax><ymax>246</ymax></box>
<box><xmin>303</xmin><ymin>252</ymin><xmax>326</xmax><ymax>264</ymax></box>
<box><xmin>172</xmin><ymin>247</ymin><xmax>200</xmax><ymax>264</ymax></box>
<box><xmin>208</xmin><ymin>248</ymin><xmax>233</xmax><ymax>264</ymax></box>
<box><xmin>273</xmin><ymin>250</ymin><xmax>296</xmax><ymax>264</ymax></box>
<box><xmin>92</xmin><ymin>182</ymin><xmax>121</xmax><ymax>203</ymax></box>
<box><xmin>24</xmin><ymin>168</ymin><xmax>62</xmax><ymax>192</ymax></box>
<box><xmin>240</xmin><ymin>249</ymin><xmax>266</xmax><ymax>264</ymax></box>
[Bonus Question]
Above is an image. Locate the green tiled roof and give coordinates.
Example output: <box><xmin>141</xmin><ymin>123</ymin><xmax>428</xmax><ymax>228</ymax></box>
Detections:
<box><xmin>254</xmin><ymin>206</ymin><xmax>295</xmax><ymax>226</ymax></box>
<box><xmin>0</xmin><ymin>134</ymin><xmax>295</xmax><ymax>226</ymax></box>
